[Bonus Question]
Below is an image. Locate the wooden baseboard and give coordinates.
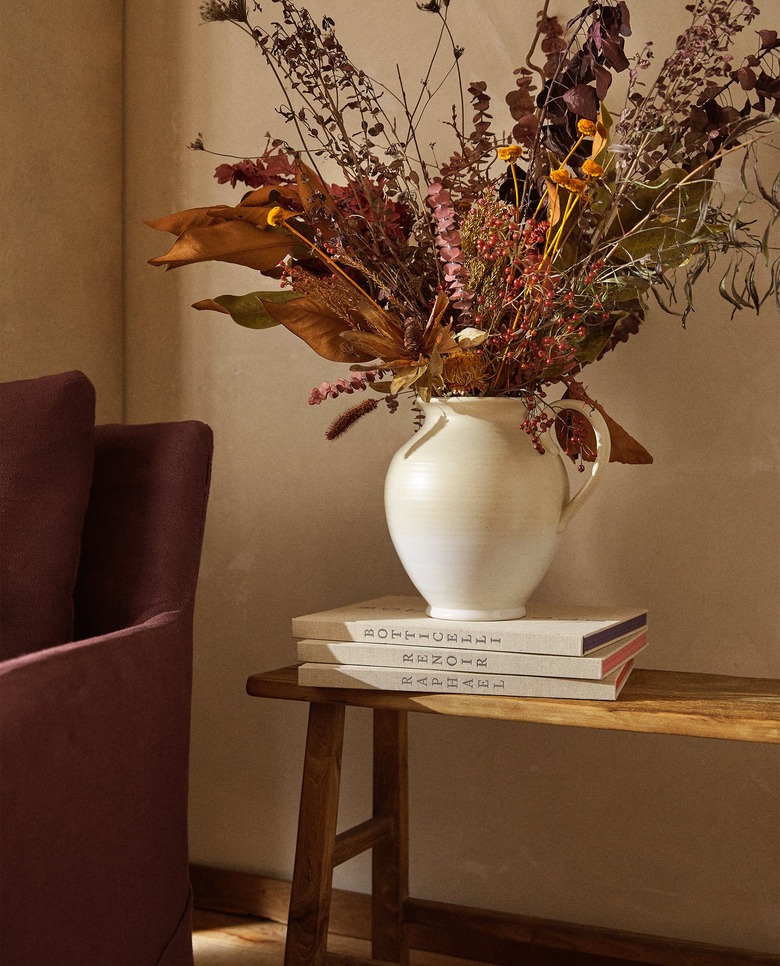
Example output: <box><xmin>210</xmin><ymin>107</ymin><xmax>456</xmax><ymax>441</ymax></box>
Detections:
<box><xmin>190</xmin><ymin>864</ymin><xmax>371</xmax><ymax>942</ymax></box>
<box><xmin>190</xmin><ymin>864</ymin><xmax>780</xmax><ymax>966</ymax></box>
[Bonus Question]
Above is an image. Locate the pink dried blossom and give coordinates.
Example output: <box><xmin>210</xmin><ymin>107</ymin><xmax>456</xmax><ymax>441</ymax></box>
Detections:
<box><xmin>308</xmin><ymin>370</ymin><xmax>383</xmax><ymax>405</ymax></box>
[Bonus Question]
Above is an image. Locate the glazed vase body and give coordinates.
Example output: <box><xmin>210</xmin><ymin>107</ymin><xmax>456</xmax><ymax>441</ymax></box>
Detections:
<box><xmin>384</xmin><ymin>397</ymin><xmax>611</xmax><ymax>621</ymax></box>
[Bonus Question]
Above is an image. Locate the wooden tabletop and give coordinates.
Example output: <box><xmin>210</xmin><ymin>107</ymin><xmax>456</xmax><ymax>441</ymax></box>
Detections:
<box><xmin>246</xmin><ymin>666</ymin><xmax>780</xmax><ymax>743</ymax></box>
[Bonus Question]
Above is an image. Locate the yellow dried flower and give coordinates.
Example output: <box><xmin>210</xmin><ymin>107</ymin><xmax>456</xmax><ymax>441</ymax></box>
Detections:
<box><xmin>497</xmin><ymin>144</ymin><xmax>523</xmax><ymax>162</ymax></box>
<box><xmin>266</xmin><ymin>206</ymin><xmax>290</xmax><ymax>227</ymax></box>
<box><xmin>549</xmin><ymin>167</ymin><xmax>586</xmax><ymax>194</ymax></box>
<box><xmin>577</xmin><ymin>119</ymin><xmax>598</xmax><ymax>136</ymax></box>
<box><xmin>582</xmin><ymin>158</ymin><xmax>605</xmax><ymax>179</ymax></box>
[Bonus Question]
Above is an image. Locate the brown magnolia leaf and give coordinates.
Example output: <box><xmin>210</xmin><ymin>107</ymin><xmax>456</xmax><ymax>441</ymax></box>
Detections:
<box><xmin>148</xmin><ymin>221</ymin><xmax>295</xmax><ymax>271</ymax></box>
<box><xmin>206</xmin><ymin>204</ymin><xmax>277</xmax><ymax>228</ymax></box>
<box><xmin>296</xmin><ymin>160</ymin><xmax>336</xmax><ymax>212</ymax></box>
<box><xmin>261</xmin><ymin>296</ymin><xmax>374</xmax><ymax>363</ymax></box>
<box><xmin>353</xmin><ymin>301</ymin><xmax>404</xmax><ymax>344</ymax></box>
<box><xmin>340</xmin><ymin>329</ymin><xmax>401</xmax><ymax>360</ymax></box>
<box><xmin>557</xmin><ymin>385</ymin><xmax>653</xmax><ymax>464</ymax></box>
<box><xmin>426</xmin><ymin>345</ymin><xmax>444</xmax><ymax>379</ymax></box>
<box><xmin>145</xmin><ymin>205</ymin><xmax>230</xmax><ymax>235</ymax></box>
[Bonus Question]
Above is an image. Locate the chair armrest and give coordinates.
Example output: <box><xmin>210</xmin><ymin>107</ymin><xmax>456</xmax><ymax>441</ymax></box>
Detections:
<box><xmin>0</xmin><ymin>610</ymin><xmax>194</xmax><ymax>964</ymax></box>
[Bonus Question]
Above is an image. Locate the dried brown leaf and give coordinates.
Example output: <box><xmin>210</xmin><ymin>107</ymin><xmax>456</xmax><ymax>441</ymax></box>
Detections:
<box><xmin>340</xmin><ymin>329</ymin><xmax>401</xmax><ymax>359</ymax></box>
<box><xmin>260</xmin><ymin>296</ymin><xmax>374</xmax><ymax>363</ymax></box>
<box><xmin>145</xmin><ymin>206</ymin><xmax>230</xmax><ymax>235</ymax></box>
<box><xmin>558</xmin><ymin>384</ymin><xmax>653</xmax><ymax>464</ymax></box>
<box><xmin>148</xmin><ymin>221</ymin><xmax>296</xmax><ymax>271</ymax></box>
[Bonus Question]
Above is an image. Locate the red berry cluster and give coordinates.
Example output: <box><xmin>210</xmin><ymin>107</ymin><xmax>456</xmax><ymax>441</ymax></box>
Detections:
<box><xmin>555</xmin><ymin>410</ymin><xmax>591</xmax><ymax>472</ymax></box>
<box><xmin>519</xmin><ymin>395</ymin><xmax>555</xmax><ymax>454</ymax></box>
<box><xmin>474</xmin><ymin>213</ymin><xmax>522</xmax><ymax>262</ymax></box>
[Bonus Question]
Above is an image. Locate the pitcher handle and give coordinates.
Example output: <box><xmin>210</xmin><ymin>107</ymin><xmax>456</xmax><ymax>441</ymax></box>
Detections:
<box><xmin>548</xmin><ymin>399</ymin><xmax>611</xmax><ymax>533</ymax></box>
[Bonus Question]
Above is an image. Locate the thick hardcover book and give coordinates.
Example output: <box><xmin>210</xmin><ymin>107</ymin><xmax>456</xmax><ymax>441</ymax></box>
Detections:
<box><xmin>292</xmin><ymin>596</ymin><xmax>648</xmax><ymax>657</ymax></box>
<box><xmin>297</xmin><ymin>659</ymin><xmax>636</xmax><ymax>700</ymax></box>
<box><xmin>296</xmin><ymin>629</ymin><xmax>648</xmax><ymax>680</ymax></box>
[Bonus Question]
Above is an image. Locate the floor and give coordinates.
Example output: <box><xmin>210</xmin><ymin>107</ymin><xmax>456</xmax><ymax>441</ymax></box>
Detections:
<box><xmin>192</xmin><ymin>909</ymin><xmax>485</xmax><ymax>966</ymax></box>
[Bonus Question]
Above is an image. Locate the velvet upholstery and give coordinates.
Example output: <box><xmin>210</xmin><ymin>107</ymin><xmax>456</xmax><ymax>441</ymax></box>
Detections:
<box><xmin>0</xmin><ymin>371</ymin><xmax>96</xmax><ymax>660</ymax></box>
<box><xmin>0</xmin><ymin>380</ymin><xmax>212</xmax><ymax>966</ymax></box>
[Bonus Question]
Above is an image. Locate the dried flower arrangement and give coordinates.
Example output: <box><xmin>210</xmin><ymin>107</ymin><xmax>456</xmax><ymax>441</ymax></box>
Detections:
<box><xmin>148</xmin><ymin>0</ymin><xmax>779</xmax><ymax>461</ymax></box>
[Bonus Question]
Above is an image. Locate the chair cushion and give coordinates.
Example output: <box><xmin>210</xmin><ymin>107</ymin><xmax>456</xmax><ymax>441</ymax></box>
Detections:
<box><xmin>0</xmin><ymin>371</ymin><xmax>96</xmax><ymax>660</ymax></box>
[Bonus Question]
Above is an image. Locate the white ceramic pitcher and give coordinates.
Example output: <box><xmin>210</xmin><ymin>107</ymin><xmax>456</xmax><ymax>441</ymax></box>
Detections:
<box><xmin>384</xmin><ymin>396</ymin><xmax>611</xmax><ymax>620</ymax></box>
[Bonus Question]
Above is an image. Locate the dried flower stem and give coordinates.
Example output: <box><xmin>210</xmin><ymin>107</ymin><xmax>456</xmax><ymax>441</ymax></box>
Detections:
<box><xmin>277</xmin><ymin>219</ymin><xmax>386</xmax><ymax>315</ymax></box>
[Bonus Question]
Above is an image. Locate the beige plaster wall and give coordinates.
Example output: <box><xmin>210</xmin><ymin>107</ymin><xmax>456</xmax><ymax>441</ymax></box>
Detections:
<box><xmin>0</xmin><ymin>0</ymin><xmax>124</xmax><ymax>422</ymax></box>
<box><xmin>134</xmin><ymin>0</ymin><xmax>776</xmax><ymax>953</ymax></box>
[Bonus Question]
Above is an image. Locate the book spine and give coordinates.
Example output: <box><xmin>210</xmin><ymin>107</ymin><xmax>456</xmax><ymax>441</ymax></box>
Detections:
<box><xmin>582</xmin><ymin>612</ymin><xmax>648</xmax><ymax>651</ymax></box>
<box><xmin>296</xmin><ymin>631</ymin><xmax>647</xmax><ymax>680</ymax></box>
<box><xmin>297</xmin><ymin>661</ymin><xmax>634</xmax><ymax>700</ymax></box>
<box><xmin>292</xmin><ymin>619</ymin><xmax>636</xmax><ymax>656</ymax></box>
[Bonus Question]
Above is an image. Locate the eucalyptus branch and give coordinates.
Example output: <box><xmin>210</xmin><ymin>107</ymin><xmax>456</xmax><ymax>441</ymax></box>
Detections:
<box><xmin>525</xmin><ymin>0</ymin><xmax>553</xmax><ymax>84</ymax></box>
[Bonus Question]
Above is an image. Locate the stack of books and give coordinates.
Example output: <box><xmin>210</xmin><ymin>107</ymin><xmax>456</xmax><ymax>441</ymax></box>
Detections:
<box><xmin>293</xmin><ymin>596</ymin><xmax>648</xmax><ymax>701</ymax></box>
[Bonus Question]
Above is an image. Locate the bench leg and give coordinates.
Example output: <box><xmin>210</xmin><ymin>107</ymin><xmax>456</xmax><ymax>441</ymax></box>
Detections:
<box><xmin>372</xmin><ymin>709</ymin><xmax>409</xmax><ymax>965</ymax></box>
<box><xmin>284</xmin><ymin>701</ymin><xmax>346</xmax><ymax>966</ymax></box>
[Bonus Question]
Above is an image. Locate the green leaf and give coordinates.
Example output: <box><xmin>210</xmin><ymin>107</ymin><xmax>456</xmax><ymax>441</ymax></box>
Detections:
<box><xmin>609</xmin><ymin>278</ymin><xmax>651</xmax><ymax>302</ymax></box>
<box><xmin>194</xmin><ymin>291</ymin><xmax>302</xmax><ymax>329</ymax></box>
<box><xmin>605</xmin><ymin>168</ymin><xmax>715</xmax><ymax>240</ymax></box>
<box><xmin>718</xmin><ymin>267</ymin><xmax>744</xmax><ymax>309</ymax></box>
<box><xmin>574</xmin><ymin>326</ymin><xmax>615</xmax><ymax>366</ymax></box>
<box><xmin>744</xmin><ymin>261</ymin><xmax>760</xmax><ymax>313</ymax></box>
<box><xmin>610</xmin><ymin>219</ymin><xmax>713</xmax><ymax>270</ymax></box>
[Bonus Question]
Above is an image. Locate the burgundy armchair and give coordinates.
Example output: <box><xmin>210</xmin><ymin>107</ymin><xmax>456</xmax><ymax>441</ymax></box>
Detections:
<box><xmin>0</xmin><ymin>371</ymin><xmax>213</xmax><ymax>966</ymax></box>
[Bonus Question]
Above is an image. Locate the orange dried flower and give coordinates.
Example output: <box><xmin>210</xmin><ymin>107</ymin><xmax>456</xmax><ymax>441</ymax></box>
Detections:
<box><xmin>497</xmin><ymin>145</ymin><xmax>523</xmax><ymax>162</ymax></box>
<box><xmin>577</xmin><ymin>119</ymin><xmax>598</xmax><ymax>136</ymax></box>
<box><xmin>549</xmin><ymin>167</ymin><xmax>586</xmax><ymax>194</ymax></box>
<box><xmin>582</xmin><ymin>159</ymin><xmax>606</xmax><ymax>179</ymax></box>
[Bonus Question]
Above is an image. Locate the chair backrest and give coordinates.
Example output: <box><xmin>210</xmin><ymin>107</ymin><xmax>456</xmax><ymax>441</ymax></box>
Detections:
<box><xmin>0</xmin><ymin>371</ymin><xmax>96</xmax><ymax>660</ymax></box>
<box><xmin>73</xmin><ymin>420</ymin><xmax>213</xmax><ymax>641</ymax></box>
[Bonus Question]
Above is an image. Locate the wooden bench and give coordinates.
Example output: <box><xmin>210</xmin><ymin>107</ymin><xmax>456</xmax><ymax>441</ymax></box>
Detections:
<box><xmin>246</xmin><ymin>666</ymin><xmax>780</xmax><ymax>966</ymax></box>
